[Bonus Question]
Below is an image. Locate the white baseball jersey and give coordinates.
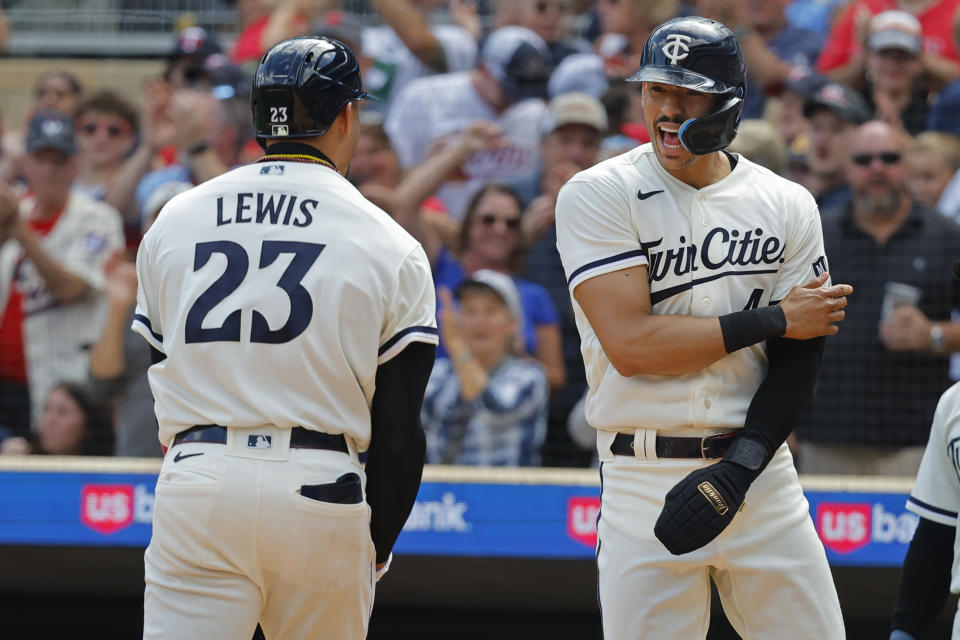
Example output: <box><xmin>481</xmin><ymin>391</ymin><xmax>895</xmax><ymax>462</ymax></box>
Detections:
<box><xmin>555</xmin><ymin>143</ymin><xmax>828</xmax><ymax>435</ymax></box>
<box><xmin>16</xmin><ymin>192</ymin><xmax>124</xmax><ymax>422</ymax></box>
<box><xmin>132</xmin><ymin>161</ymin><xmax>438</xmax><ymax>449</ymax></box>
<box><xmin>384</xmin><ymin>71</ymin><xmax>546</xmax><ymax>219</ymax></box>
<box><xmin>906</xmin><ymin>381</ymin><xmax>960</xmax><ymax>593</ymax></box>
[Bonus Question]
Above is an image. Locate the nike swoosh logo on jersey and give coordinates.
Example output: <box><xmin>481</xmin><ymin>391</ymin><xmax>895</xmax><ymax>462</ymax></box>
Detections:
<box><xmin>637</xmin><ymin>189</ymin><xmax>664</xmax><ymax>200</ymax></box>
<box><xmin>173</xmin><ymin>451</ymin><xmax>204</xmax><ymax>462</ymax></box>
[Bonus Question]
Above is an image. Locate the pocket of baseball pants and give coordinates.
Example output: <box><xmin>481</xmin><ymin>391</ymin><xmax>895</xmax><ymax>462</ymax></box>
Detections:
<box><xmin>283</xmin><ymin>489</ymin><xmax>372</xmax><ymax>591</ymax></box>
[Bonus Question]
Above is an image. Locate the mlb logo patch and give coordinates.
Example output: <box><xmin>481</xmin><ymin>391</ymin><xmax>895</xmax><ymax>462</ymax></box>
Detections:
<box><xmin>248</xmin><ymin>434</ymin><xmax>273</xmax><ymax>449</ymax></box>
<box><xmin>272</xmin><ymin>124</ymin><xmax>289</xmax><ymax>137</ymax></box>
<box><xmin>260</xmin><ymin>164</ymin><xmax>285</xmax><ymax>176</ymax></box>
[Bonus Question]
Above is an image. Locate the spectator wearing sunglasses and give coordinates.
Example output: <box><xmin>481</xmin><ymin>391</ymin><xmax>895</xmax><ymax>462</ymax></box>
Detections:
<box><xmin>73</xmin><ymin>91</ymin><xmax>139</xmax><ymax>219</ymax></box>
<box><xmin>795</xmin><ymin>120</ymin><xmax>960</xmax><ymax>476</ymax></box>
<box><xmin>427</xmin><ymin>183</ymin><xmax>565</xmax><ymax>391</ymax></box>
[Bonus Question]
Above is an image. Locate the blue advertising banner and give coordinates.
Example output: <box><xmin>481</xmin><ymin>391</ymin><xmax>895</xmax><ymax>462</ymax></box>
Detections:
<box><xmin>0</xmin><ymin>468</ymin><xmax>916</xmax><ymax>567</ymax></box>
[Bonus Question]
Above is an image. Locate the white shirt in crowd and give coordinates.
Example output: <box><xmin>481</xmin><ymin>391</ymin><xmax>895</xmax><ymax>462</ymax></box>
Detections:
<box><xmin>385</xmin><ymin>71</ymin><xmax>546</xmax><ymax>219</ymax></box>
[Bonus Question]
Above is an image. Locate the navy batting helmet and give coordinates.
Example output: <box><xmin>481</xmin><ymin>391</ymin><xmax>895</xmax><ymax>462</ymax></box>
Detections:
<box><xmin>628</xmin><ymin>17</ymin><xmax>745</xmax><ymax>155</ymax></box>
<box><xmin>251</xmin><ymin>36</ymin><xmax>374</xmax><ymax>147</ymax></box>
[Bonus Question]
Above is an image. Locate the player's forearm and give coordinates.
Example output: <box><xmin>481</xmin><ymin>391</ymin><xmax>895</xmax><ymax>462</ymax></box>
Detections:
<box><xmin>89</xmin><ymin>303</ymin><xmax>130</xmax><ymax>379</ymax></box>
<box><xmin>370</xmin><ymin>0</ymin><xmax>446</xmax><ymax>71</ymax></box>
<box><xmin>741</xmin><ymin>335</ymin><xmax>824</xmax><ymax>454</ymax></box>
<box><xmin>890</xmin><ymin>517</ymin><xmax>955</xmax><ymax>637</ymax></box>
<box><xmin>603</xmin><ymin>315</ymin><xmax>728</xmax><ymax>377</ymax></box>
<box><xmin>12</xmin><ymin>225</ymin><xmax>88</xmax><ymax>302</ymax></box>
<box><xmin>366</xmin><ymin>342</ymin><xmax>435</xmax><ymax>564</ymax></box>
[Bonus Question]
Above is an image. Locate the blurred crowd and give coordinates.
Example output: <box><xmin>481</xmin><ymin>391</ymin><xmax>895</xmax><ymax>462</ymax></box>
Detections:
<box><xmin>1</xmin><ymin>0</ymin><xmax>960</xmax><ymax>476</ymax></box>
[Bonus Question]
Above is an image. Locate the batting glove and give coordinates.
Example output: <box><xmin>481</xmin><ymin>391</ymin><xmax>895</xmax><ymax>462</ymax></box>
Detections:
<box><xmin>654</xmin><ymin>433</ymin><xmax>770</xmax><ymax>555</ymax></box>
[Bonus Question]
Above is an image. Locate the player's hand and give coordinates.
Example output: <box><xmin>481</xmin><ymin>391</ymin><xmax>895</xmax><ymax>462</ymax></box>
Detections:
<box><xmin>779</xmin><ymin>272</ymin><xmax>852</xmax><ymax>340</ymax></box>
<box><xmin>655</xmin><ymin>457</ymin><xmax>758</xmax><ymax>555</ymax></box>
<box><xmin>879</xmin><ymin>305</ymin><xmax>933</xmax><ymax>352</ymax></box>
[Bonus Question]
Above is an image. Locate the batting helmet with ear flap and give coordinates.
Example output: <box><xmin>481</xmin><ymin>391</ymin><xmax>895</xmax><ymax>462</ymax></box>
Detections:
<box><xmin>251</xmin><ymin>36</ymin><xmax>375</xmax><ymax>147</ymax></box>
<box><xmin>627</xmin><ymin>16</ymin><xmax>746</xmax><ymax>155</ymax></box>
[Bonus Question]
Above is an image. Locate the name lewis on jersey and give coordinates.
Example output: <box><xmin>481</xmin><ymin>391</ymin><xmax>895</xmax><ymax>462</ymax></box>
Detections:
<box><xmin>215</xmin><ymin>193</ymin><xmax>318</xmax><ymax>228</ymax></box>
<box><xmin>643</xmin><ymin>226</ymin><xmax>784</xmax><ymax>283</ymax></box>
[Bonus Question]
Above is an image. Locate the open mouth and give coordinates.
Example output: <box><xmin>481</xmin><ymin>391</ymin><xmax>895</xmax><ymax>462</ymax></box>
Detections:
<box><xmin>658</xmin><ymin>123</ymin><xmax>683</xmax><ymax>152</ymax></box>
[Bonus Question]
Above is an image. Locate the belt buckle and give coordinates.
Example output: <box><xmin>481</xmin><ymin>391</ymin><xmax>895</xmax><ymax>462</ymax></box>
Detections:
<box><xmin>700</xmin><ymin>432</ymin><xmax>727</xmax><ymax>459</ymax></box>
<box><xmin>700</xmin><ymin>434</ymin><xmax>711</xmax><ymax>459</ymax></box>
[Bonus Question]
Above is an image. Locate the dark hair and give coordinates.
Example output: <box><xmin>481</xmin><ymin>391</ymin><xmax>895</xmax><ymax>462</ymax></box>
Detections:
<box><xmin>75</xmin><ymin>89</ymin><xmax>140</xmax><ymax>133</ymax></box>
<box><xmin>49</xmin><ymin>381</ymin><xmax>114</xmax><ymax>456</ymax></box>
<box><xmin>34</xmin><ymin>71</ymin><xmax>83</xmax><ymax>99</ymax></box>
<box><xmin>458</xmin><ymin>183</ymin><xmax>526</xmax><ymax>273</ymax></box>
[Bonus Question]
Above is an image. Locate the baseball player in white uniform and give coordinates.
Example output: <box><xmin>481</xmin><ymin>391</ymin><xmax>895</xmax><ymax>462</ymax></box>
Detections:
<box><xmin>555</xmin><ymin>17</ymin><xmax>852</xmax><ymax>639</ymax></box>
<box><xmin>133</xmin><ymin>38</ymin><xmax>438</xmax><ymax>640</ymax></box>
<box><xmin>890</xmin><ymin>261</ymin><xmax>960</xmax><ymax>640</ymax></box>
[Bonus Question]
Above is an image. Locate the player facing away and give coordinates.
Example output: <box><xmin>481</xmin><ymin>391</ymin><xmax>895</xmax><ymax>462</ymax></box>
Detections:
<box><xmin>132</xmin><ymin>37</ymin><xmax>438</xmax><ymax>640</ymax></box>
<box><xmin>555</xmin><ymin>17</ymin><xmax>851</xmax><ymax>639</ymax></box>
<box><xmin>889</xmin><ymin>260</ymin><xmax>960</xmax><ymax>640</ymax></box>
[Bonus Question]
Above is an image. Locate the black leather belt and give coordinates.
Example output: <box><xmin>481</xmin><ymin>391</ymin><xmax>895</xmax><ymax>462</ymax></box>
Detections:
<box><xmin>611</xmin><ymin>431</ymin><xmax>737</xmax><ymax>459</ymax></box>
<box><xmin>173</xmin><ymin>425</ymin><xmax>364</xmax><ymax>461</ymax></box>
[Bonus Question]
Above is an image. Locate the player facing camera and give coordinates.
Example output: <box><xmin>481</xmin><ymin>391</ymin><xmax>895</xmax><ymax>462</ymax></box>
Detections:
<box><xmin>555</xmin><ymin>14</ymin><xmax>853</xmax><ymax>639</ymax></box>
<box><xmin>628</xmin><ymin>17</ymin><xmax>745</xmax><ymax>173</ymax></box>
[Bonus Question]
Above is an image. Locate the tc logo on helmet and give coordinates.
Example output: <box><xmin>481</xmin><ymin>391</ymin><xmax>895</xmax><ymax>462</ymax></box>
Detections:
<box><xmin>662</xmin><ymin>34</ymin><xmax>692</xmax><ymax>65</ymax></box>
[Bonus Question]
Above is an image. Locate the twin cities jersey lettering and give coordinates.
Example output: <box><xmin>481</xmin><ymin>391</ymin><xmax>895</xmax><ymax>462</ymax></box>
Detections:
<box><xmin>133</xmin><ymin>162</ymin><xmax>438</xmax><ymax>448</ymax></box>
<box><xmin>556</xmin><ymin>143</ymin><xmax>829</xmax><ymax>433</ymax></box>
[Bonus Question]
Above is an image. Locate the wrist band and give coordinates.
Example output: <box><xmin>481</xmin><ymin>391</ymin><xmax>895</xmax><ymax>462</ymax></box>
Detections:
<box><xmin>718</xmin><ymin>305</ymin><xmax>786</xmax><ymax>354</ymax></box>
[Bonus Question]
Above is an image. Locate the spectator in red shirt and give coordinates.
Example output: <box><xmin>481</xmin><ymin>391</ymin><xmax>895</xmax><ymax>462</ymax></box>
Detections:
<box><xmin>816</xmin><ymin>0</ymin><xmax>960</xmax><ymax>90</ymax></box>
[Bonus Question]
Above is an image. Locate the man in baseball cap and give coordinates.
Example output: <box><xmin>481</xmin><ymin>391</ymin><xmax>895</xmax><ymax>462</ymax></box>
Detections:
<box><xmin>26</xmin><ymin>109</ymin><xmax>76</xmax><ymax>156</ymax></box>
<box><xmin>803</xmin><ymin>82</ymin><xmax>870</xmax><ymax>210</ymax></box>
<box><xmin>479</xmin><ymin>25</ymin><xmax>553</xmax><ymax>104</ymax></box>
<box><xmin>864</xmin><ymin>10</ymin><xmax>928</xmax><ymax>135</ymax></box>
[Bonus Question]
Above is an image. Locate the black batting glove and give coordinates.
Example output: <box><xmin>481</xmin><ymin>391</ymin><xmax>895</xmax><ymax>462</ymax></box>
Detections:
<box><xmin>654</xmin><ymin>433</ymin><xmax>770</xmax><ymax>556</ymax></box>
